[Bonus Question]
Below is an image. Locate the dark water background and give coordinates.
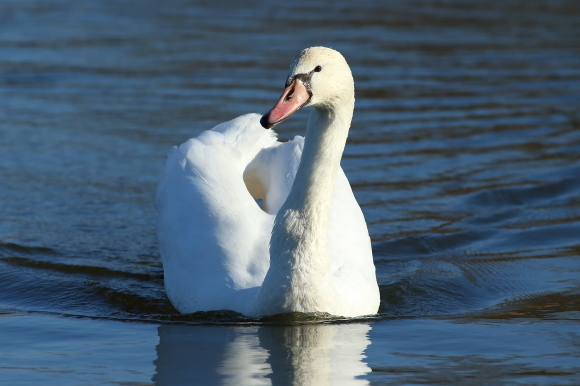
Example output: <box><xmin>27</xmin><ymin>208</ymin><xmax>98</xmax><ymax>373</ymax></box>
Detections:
<box><xmin>1</xmin><ymin>0</ymin><xmax>580</xmax><ymax>384</ymax></box>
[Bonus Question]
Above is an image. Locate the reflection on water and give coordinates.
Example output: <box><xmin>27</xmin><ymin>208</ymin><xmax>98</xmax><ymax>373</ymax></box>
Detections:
<box><xmin>154</xmin><ymin>323</ymin><xmax>371</xmax><ymax>386</ymax></box>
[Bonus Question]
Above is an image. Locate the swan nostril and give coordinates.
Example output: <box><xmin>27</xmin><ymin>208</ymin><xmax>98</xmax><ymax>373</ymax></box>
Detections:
<box><xmin>285</xmin><ymin>92</ymin><xmax>294</xmax><ymax>101</ymax></box>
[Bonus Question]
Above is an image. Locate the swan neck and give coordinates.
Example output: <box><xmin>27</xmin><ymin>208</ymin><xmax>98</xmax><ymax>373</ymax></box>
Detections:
<box><xmin>254</xmin><ymin>96</ymin><xmax>354</xmax><ymax>315</ymax></box>
<box><xmin>280</xmin><ymin>99</ymin><xmax>354</xmax><ymax>240</ymax></box>
<box><xmin>295</xmin><ymin>104</ymin><xmax>352</xmax><ymax>215</ymax></box>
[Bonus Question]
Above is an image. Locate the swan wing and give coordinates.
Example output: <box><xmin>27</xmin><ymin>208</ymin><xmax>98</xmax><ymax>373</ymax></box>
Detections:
<box><xmin>155</xmin><ymin>114</ymin><xmax>276</xmax><ymax>314</ymax></box>
<box><xmin>328</xmin><ymin>169</ymin><xmax>380</xmax><ymax>312</ymax></box>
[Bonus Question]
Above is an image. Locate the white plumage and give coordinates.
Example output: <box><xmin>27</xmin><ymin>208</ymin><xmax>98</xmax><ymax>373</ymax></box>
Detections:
<box><xmin>156</xmin><ymin>47</ymin><xmax>380</xmax><ymax>317</ymax></box>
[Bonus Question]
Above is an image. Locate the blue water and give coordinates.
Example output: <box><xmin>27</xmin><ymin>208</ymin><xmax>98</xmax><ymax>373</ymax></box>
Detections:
<box><xmin>1</xmin><ymin>0</ymin><xmax>580</xmax><ymax>384</ymax></box>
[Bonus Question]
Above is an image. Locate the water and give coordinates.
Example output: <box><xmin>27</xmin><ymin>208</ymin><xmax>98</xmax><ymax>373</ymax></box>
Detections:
<box><xmin>1</xmin><ymin>0</ymin><xmax>580</xmax><ymax>384</ymax></box>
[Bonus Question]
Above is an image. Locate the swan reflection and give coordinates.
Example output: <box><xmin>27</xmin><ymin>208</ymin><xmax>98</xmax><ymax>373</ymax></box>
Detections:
<box><xmin>154</xmin><ymin>322</ymin><xmax>371</xmax><ymax>385</ymax></box>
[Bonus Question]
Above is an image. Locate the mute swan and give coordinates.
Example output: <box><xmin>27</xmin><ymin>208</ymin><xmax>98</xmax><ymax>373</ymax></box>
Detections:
<box><xmin>156</xmin><ymin>47</ymin><xmax>380</xmax><ymax>317</ymax></box>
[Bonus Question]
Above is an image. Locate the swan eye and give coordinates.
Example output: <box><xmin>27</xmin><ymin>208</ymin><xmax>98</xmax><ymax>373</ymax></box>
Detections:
<box><xmin>314</xmin><ymin>65</ymin><xmax>322</xmax><ymax>72</ymax></box>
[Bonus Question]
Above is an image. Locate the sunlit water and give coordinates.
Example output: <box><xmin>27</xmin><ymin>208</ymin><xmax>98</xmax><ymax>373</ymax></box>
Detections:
<box><xmin>1</xmin><ymin>0</ymin><xmax>580</xmax><ymax>384</ymax></box>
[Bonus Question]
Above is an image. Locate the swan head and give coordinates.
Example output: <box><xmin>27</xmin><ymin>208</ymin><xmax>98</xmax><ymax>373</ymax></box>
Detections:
<box><xmin>260</xmin><ymin>47</ymin><xmax>354</xmax><ymax>129</ymax></box>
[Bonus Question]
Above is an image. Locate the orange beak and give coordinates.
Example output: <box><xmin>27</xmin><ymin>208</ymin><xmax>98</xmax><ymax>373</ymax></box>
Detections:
<box><xmin>260</xmin><ymin>79</ymin><xmax>311</xmax><ymax>129</ymax></box>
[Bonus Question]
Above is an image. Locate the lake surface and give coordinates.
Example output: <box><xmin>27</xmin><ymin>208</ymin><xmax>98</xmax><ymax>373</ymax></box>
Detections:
<box><xmin>1</xmin><ymin>0</ymin><xmax>580</xmax><ymax>384</ymax></box>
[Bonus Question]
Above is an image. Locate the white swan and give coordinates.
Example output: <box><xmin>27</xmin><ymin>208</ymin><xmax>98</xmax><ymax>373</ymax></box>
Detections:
<box><xmin>155</xmin><ymin>47</ymin><xmax>380</xmax><ymax>317</ymax></box>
